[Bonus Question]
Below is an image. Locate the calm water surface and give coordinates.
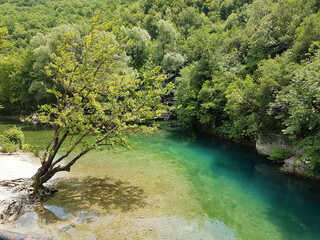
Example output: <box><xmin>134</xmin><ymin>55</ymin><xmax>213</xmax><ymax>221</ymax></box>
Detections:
<box><xmin>0</xmin><ymin>121</ymin><xmax>320</xmax><ymax>240</ymax></box>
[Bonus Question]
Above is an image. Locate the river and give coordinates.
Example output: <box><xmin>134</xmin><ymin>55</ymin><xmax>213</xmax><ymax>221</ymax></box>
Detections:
<box><xmin>0</xmin><ymin>121</ymin><xmax>319</xmax><ymax>240</ymax></box>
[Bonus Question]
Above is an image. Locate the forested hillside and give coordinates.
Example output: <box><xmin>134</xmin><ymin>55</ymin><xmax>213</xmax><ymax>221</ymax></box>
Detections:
<box><xmin>1</xmin><ymin>0</ymin><xmax>320</xmax><ymax>175</ymax></box>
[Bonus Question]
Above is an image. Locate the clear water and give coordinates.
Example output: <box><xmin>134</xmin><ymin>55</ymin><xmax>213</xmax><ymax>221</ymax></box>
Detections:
<box><xmin>1</xmin><ymin>121</ymin><xmax>320</xmax><ymax>240</ymax></box>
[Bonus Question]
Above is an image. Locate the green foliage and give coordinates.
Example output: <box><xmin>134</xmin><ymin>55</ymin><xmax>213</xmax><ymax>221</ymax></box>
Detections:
<box><xmin>0</xmin><ymin>27</ymin><xmax>11</xmax><ymax>52</ymax></box>
<box><xmin>291</xmin><ymin>10</ymin><xmax>320</xmax><ymax>61</ymax></box>
<box><xmin>0</xmin><ymin>48</ymin><xmax>49</xmax><ymax>114</ymax></box>
<box><xmin>155</xmin><ymin>19</ymin><xmax>178</xmax><ymax>61</ymax></box>
<box><xmin>268</xmin><ymin>147</ymin><xmax>292</xmax><ymax>162</ymax></box>
<box><xmin>1</xmin><ymin>142</ymin><xmax>19</xmax><ymax>153</ymax></box>
<box><xmin>0</xmin><ymin>0</ymin><xmax>121</xmax><ymax>47</ymax></box>
<box><xmin>161</xmin><ymin>52</ymin><xmax>185</xmax><ymax>73</ymax></box>
<box><xmin>296</xmin><ymin>133</ymin><xmax>320</xmax><ymax>175</ymax></box>
<box><xmin>174</xmin><ymin>64</ymin><xmax>201</xmax><ymax>128</ymax></box>
<box><xmin>274</xmin><ymin>47</ymin><xmax>320</xmax><ymax>138</ymax></box>
<box><xmin>121</xmin><ymin>25</ymin><xmax>151</xmax><ymax>68</ymax></box>
<box><xmin>181</xmin><ymin>25</ymin><xmax>217</xmax><ymax>62</ymax></box>
<box><xmin>173</xmin><ymin>6</ymin><xmax>211</xmax><ymax>35</ymax></box>
<box><xmin>0</xmin><ymin>126</ymin><xmax>25</xmax><ymax>153</ymax></box>
<box><xmin>0</xmin><ymin>126</ymin><xmax>25</xmax><ymax>146</ymax></box>
<box><xmin>271</xmin><ymin>46</ymin><xmax>320</xmax><ymax>174</ymax></box>
<box><xmin>30</xmin><ymin>24</ymin><xmax>83</xmax><ymax>71</ymax></box>
<box><xmin>197</xmin><ymin>72</ymin><xmax>234</xmax><ymax>129</ymax></box>
<box><xmin>28</xmin><ymin>17</ymin><xmax>173</xmax><ymax>186</ymax></box>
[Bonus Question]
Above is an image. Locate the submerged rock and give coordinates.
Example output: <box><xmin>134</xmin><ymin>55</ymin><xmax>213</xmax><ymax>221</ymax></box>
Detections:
<box><xmin>60</xmin><ymin>224</ymin><xmax>77</xmax><ymax>235</ymax></box>
<box><xmin>44</xmin><ymin>205</ymin><xmax>72</xmax><ymax>220</ymax></box>
<box><xmin>131</xmin><ymin>216</ymin><xmax>237</xmax><ymax>240</ymax></box>
<box><xmin>73</xmin><ymin>210</ymin><xmax>98</xmax><ymax>225</ymax></box>
<box><xmin>15</xmin><ymin>212</ymin><xmax>39</xmax><ymax>227</ymax></box>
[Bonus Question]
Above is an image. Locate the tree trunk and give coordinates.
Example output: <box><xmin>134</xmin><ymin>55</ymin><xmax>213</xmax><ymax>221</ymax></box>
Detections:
<box><xmin>31</xmin><ymin>166</ymin><xmax>57</xmax><ymax>193</ymax></box>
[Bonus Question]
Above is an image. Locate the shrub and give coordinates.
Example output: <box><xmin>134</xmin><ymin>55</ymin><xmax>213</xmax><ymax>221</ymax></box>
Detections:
<box><xmin>0</xmin><ymin>126</ymin><xmax>25</xmax><ymax>146</ymax></box>
<box><xmin>0</xmin><ymin>126</ymin><xmax>25</xmax><ymax>153</ymax></box>
<box><xmin>1</xmin><ymin>142</ymin><xmax>19</xmax><ymax>153</ymax></box>
<box><xmin>268</xmin><ymin>147</ymin><xmax>292</xmax><ymax>162</ymax></box>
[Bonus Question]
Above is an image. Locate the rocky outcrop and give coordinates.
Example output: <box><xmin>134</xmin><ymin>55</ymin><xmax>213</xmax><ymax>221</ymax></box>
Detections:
<box><xmin>255</xmin><ymin>134</ymin><xmax>293</xmax><ymax>156</ymax></box>
<box><xmin>255</xmin><ymin>134</ymin><xmax>312</xmax><ymax>177</ymax></box>
<box><xmin>280</xmin><ymin>156</ymin><xmax>308</xmax><ymax>176</ymax></box>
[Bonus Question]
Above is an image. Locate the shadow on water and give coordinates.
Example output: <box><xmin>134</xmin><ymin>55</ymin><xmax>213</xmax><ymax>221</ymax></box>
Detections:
<box><xmin>41</xmin><ymin>176</ymin><xmax>146</xmax><ymax>221</ymax></box>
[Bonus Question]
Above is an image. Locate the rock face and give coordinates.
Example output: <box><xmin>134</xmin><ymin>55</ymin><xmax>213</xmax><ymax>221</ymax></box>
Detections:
<box><xmin>255</xmin><ymin>134</ymin><xmax>293</xmax><ymax>156</ymax></box>
<box><xmin>255</xmin><ymin>134</ymin><xmax>311</xmax><ymax>176</ymax></box>
<box><xmin>280</xmin><ymin>156</ymin><xmax>308</xmax><ymax>176</ymax></box>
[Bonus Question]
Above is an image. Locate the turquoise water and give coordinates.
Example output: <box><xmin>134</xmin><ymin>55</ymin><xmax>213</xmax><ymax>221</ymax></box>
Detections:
<box><xmin>180</xmin><ymin>133</ymin><xmax>320</xmax><ymax>240</ymax></box>
<box><xmin>141</xmin><ymin>128</ymin><xmax>320</xmax><ymax>240</ymax></box>
<box><xmin>1</xmin><ymin>121</ymin><xmax>320</xmax><ymax>239</ymax></box>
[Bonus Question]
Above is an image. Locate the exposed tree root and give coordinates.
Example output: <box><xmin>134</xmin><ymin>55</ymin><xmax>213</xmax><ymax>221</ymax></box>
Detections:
<box><xmin>0</xmin><ymin>178</ymin><xmax>57</xmax><ymax>224</ymax></box>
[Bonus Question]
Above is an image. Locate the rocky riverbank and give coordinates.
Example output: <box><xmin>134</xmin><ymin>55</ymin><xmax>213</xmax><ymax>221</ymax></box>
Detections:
<box><xmin>0</xmin><ymin>152</ymin><xmax>49</xmax><ymax>223</ymax></box>
<box><xmin>255</xmin><ymin>134</ymin><xmax>313</xmax><ymax>178</ymax></box>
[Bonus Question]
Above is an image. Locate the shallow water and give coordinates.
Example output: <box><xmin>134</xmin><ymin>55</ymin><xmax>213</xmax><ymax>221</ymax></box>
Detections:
<box><xmin>1</xmin><ymin>121</ymin><xmax>320</xmax><ymax>239</ymax></box>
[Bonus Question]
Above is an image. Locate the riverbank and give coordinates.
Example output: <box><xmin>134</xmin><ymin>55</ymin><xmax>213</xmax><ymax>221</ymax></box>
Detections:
<box><xmin>0</xmin><ymin>152</ymin><xmax>39</xmax><ymax>181</ymax></box>
<box><xmin>0</xmin><ymin>152</ymin><xmax>40</xmax><ymax>222</ymax></box>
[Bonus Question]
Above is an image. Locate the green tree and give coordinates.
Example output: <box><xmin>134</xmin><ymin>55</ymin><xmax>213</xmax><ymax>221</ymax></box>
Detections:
<box><xmin>291</xmin><ymin>11</ymin><xmax>320</xmax><ymax>61</ymax></box>
<box><xmin>161</xmin><ymin>52</ymin><xmax>185</xmax><ymax>73</ymax></box>
<box><xmin>272</xmin><ymin>45</ymin><xmax>320</xmax><ymax>175</ymax></box>
<box><xmin>28</xmin><ymin>19</ymin><xmax>173</xmax><ymax>190</ymax></box>
<box><xmin>223</xmin><ymin>75</ymin><xmax>260</xmax><ymax>139</ymax></box>
<box><xmin>28</xmin><ymin>24</ymin><xmax>84</xmax><ymax>105</ymax></box>
<box><xmin>174</xmin><ymin>64</ymin><xmax>199</xmax><ymax>128</ymax></box>
<box><xmin>182</xmin><ymin>25</ymin><xmax>217</xmax><ymax>62</ymax></box>
<box><xmin>0</xmin><ymin>27</ymin><xmax>11</xmax><ymax>109</ymax></box>
<box><xmin>197</xmin><ymin>72</ymin><xmax>235</xmax><ymax>131</ymax></box>
<box><xmin>155</xmin><ymin>19</ymin><xmax>178</xmax><ymax>61</ymax></box>
<box><xmin>0</xmin><ymin>27</ymin><xmax>11</xmax><ymax>52</ymax></box>
<box><xmin>121</xmin><ymin>25</ymin><xmax>151</xmax><ymax>68</ymax></box>
<box><xmin>173</xmin><ymin>6</ymin><xmax>211</xmax><ymax>35</ymax></box>
<box><xmin>30</xmin><ymin>24</ymin><xmax>83</xmax><ymax>71</ymax></box>
<box><xmin>0</xmin><ymin>58</ymin><xmax>31</xmax><ymax>114</ymax></box>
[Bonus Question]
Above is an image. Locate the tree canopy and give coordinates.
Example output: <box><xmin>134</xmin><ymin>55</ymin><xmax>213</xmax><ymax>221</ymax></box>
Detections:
<box><xmin>28</xmin><ymin>18</ymin><xmax>173</xmax><ymax>188</ymax></box>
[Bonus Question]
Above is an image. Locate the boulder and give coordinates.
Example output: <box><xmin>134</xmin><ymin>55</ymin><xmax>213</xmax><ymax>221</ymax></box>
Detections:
<box><xmin>280</xmin><ymin>156</ymin><xmax>308</xmax><ymax>176</ymax></box>
<box><xmin>256</xmin><ymin>134</ymin><xmax>293</xmax><ymax>156</ymax></box>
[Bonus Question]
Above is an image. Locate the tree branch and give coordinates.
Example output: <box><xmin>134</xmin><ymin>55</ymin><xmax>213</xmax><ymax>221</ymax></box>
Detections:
<box><xmin>50</xmin><ymin>130</ymin><xmax>93</xmax><ymax>169</ymax></box>
<box><xmin>42</xmin><ymin>127</ymin><xmax>61</xmax><ymax>164</ymax></box>
<box><xmin>52</xmin><ymin>129</ymin><xmax>118</xmax><ymax>173</ymax></box>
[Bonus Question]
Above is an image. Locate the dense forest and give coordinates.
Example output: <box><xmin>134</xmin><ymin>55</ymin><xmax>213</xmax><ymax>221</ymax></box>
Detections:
<box><xmin>1</xmin><ymin>0</ymin><xmax>320</xmax><ymax>176</ymax></box>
